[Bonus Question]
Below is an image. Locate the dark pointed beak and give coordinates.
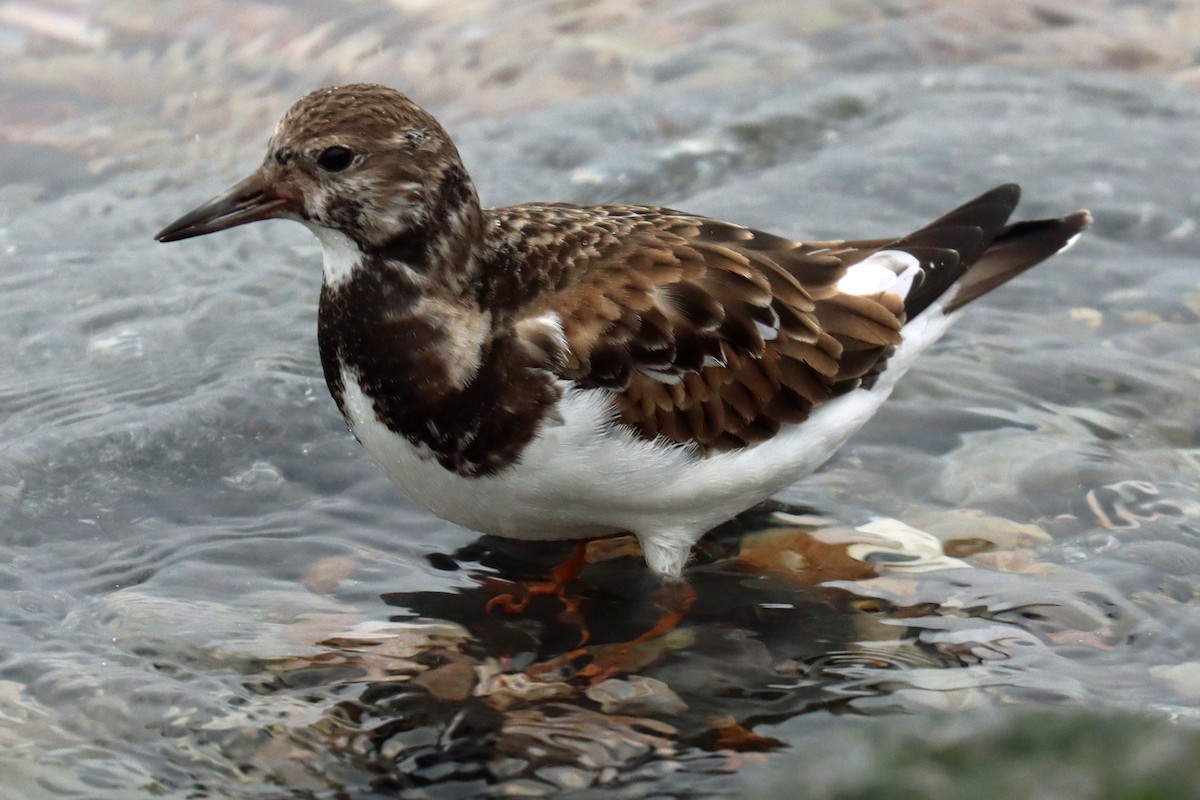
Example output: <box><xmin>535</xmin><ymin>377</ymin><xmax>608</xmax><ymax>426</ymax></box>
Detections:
<box><xmin>155</xmin><ymin>168</ymin><xmax>296</xmax><ymax>242</ymax></box>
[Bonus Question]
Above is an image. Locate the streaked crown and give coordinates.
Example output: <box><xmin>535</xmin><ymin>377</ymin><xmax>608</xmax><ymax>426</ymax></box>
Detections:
<box><xmin>268</xmin><ymin>84</ymin><xmax>479</xmax><ymax>256</ymax></box>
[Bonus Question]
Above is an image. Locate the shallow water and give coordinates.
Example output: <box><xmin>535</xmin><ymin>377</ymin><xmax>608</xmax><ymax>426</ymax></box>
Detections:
<box><xmin>3</xmin><ymin>1</ymin><xmax>1200</xmax><ymax>798</ymax></box>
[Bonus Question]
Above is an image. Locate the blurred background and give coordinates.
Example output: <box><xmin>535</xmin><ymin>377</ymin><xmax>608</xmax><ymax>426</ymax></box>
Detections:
<box><xmin>3</xmin><ymin>1</ymin><xmax>1200</xmax><ymax>798</ymax></box>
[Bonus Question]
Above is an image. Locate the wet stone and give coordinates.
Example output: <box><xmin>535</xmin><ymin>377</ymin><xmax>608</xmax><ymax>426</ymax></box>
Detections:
<box><xmin>497</xmin><ymin>704</ymin><xmax>677</xmax><ymax>769</ymax></box>
<box><xmin>486</xmin><ymin>756</ymin><xmax>530</xmax><ymax>780</ymax></box>
<box><xmin>473</xmin><ymin>666</ymin><xmax>576</xmax><ymax>711</ymax></box>
<box><xmin>534</xmin><ymin>764</ymin><xmax>595</xmax><ymax>791</ymax></box>
<box><xmin>378</xmin><ymin>726</ymin><xmax>439</xmax><ymax>761</ymax></box>
<box><xmin>585</xmin><ymin>676</ymin><xmax>688</xmax><ymax>717</ymax></box>
<box><xmin>493</xmin><ymin>778</ymin><xmax>557</xmax><ymax>797</ymax></box>
<box><xmin>393</xmin><ymin>753</ymin><xmax>487</xmax><ymax>787</ymax></box>
<box><xmin>412</xmin><ymin>661</ymin><xmax>478</xmax><ymax>702</ymax></box>
<box><xmin>1149</xmin><ymin>663</ymin><xmax>1200</xmax><ymax>700</ymax></box>
<box><xmin>904</xmin><ymin>509</ymin><xmax>1052</xmax><ymax>552</ymax></box>
<box><xmin>320</xmin><ymin>620</ymin><xmax>473</xmax><ymax>660</ymax></box>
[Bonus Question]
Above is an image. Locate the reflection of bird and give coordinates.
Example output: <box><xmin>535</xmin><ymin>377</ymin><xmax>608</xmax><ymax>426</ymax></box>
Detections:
<box><xmin>157</xmin><ymin>84</ymin><xmax>1090</xmax><ymax>580</ymax></box>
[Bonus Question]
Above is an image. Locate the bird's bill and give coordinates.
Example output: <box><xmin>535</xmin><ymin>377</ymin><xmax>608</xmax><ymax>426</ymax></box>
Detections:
<box><xmin>155</xmin><ymin>168</ymin><xmax>295</xmax><ymax>242</ymax></box>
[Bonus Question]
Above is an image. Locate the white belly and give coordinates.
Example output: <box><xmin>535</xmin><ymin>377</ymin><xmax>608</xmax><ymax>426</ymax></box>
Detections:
<box><xmin>336</xmin><ymin>306</ymin><xmax>956</xmax><ymax>575</ymax></box>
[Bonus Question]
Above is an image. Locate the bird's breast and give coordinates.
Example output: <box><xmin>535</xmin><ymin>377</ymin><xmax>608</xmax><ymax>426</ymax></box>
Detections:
<box><xmin>317</xmin><ymin>275</ymin><xmax>562</xmax><ymax>478</ymax></box>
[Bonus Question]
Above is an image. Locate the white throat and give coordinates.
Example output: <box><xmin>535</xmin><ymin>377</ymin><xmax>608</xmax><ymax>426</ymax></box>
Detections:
<box><xmin>304</xmin><ymin>224</ymin><xmax>366</xmax><ymax>287</ymax></box>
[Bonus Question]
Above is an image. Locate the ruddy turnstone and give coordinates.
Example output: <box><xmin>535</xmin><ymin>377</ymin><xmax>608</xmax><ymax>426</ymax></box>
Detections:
<box><xmin>156</xmin><ymin>84</ymin><xmax>1090</xmax><ymax>579</ymax></box>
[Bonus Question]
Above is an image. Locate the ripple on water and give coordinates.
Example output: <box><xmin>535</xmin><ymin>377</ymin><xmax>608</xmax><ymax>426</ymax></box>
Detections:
<box><xmin>3</xmin><ymin>7</ymin><xmax>1200</xmax><ymax>796</ymax></box>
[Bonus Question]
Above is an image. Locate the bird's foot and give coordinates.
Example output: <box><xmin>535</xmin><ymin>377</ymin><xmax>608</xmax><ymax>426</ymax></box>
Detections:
<box><xmin>527</xmin><ymin>579</ymin><xmax>697</xmax><ymax>684</ymax></box>
<box><xmin>485</xmin><ymin>540</ymin><xmax>591</xmax><ymax>644</ymax></box>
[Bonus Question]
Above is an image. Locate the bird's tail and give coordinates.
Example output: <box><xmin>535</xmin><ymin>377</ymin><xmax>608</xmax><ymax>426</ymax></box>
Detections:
<box><xmin>892</xmin><ymin>184</ymin><xmax>1091</xmax><ymax>318</ymax></box>
<box><xmin>944</xmin><ymin>208</ymin><xmax>1092</xmax><ymax>313</ymax></box>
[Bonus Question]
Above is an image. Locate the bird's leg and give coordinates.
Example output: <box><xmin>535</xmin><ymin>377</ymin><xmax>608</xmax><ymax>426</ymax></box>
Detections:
<box><xmin>623</xmin><ymin>579</ymin><xmax>696</xmax><ymax>647</ymax></box>
<box><xmin>485</xmin><ymin>540</ymin><xmax>591</xmax><ymax>643</ymax></box>
<box><xmin>573</xmin><ymin>579</ymin><xmax>696</xmax><ymax>683</ymax></box>
<box><xmin>527</xmin><ymin>578</ymin><xmax>697</xmax><ymax>684</ymax></box>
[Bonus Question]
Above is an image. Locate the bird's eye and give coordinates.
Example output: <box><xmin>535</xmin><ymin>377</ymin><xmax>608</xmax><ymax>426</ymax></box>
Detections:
<box><xmin>316</xmin><ymin>145</ymin><xmax>355</xmax><ymax>172</ymax></box>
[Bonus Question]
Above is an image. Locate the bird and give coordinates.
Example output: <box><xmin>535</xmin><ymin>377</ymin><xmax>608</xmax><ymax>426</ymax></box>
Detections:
<box><xmin>156</xmin><ymin>83</ymin><xmax>1090</xmax><ymax>584</ymax></box>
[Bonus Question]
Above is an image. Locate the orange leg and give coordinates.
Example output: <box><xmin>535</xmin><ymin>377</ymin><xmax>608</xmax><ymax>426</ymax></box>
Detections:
<box><xmin>622</xmin><ymin>580</ymin><xmax>696</xmax><ymax>648</ymax></box>
<box><xmin>529</xmin><ymin>579</ymin><xmax>697</xmax><ymax>683</ymax></box>
<box><xmin>485</xmin><ymin>541</ymin><xmax>591</xmax><ymax>641</ymax></box>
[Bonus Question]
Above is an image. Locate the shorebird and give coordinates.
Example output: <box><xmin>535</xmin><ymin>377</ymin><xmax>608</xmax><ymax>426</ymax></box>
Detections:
<box><xmin>157</xmin><ymin>84</ymin><xmax>1089</xmax><ymax>591</ymax></box>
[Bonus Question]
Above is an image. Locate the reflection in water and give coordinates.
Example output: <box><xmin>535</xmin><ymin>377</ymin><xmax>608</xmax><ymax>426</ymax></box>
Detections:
<box><xmin>198</xmin><ymin>505</ymin><xmax>1125</xmax><ymax>795</ymax></box>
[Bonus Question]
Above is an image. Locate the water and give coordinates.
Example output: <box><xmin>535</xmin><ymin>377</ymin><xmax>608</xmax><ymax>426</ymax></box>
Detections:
<box><xmin>3</xmin><ymin>1</ymin><xmax>1200</xmax><ymax>797</ymax></box>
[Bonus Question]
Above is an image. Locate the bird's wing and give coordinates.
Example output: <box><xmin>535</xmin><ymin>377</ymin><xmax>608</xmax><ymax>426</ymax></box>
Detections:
<box><xmin>483</xmin><ymin>185</ymin><xmax>1046</xmax><ymax>450</ymax></box>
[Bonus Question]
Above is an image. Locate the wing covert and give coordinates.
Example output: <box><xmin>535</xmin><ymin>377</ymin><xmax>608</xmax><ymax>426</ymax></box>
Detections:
<box><xmin>488</xmin><ymin>204</ymin><xmax>909</xmax><ymax>450</ymax></box>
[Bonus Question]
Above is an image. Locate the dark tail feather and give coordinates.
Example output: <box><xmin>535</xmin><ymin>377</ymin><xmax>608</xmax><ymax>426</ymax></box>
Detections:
<box><xmin>898</xmin><ymin>184</ymin><xmax>1022</xmax><ymax>317</ymax></box>
<box><xmin>893</xmin><ymin>184</ymin><xmax>1091</xmax><ymax>317</ymax></box>
<box><xmin>905</xmin><ymin>183</ymin><xmax>1022</xmax><ymax>258</ymax></box>
<box><xmin>944</xmin><ymin>209</ymin><xmax>1092</xmax><ymax>313</ymax></box>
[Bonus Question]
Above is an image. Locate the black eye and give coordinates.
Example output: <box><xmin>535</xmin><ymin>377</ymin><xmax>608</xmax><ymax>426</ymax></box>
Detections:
<box><xmin>316</xmin><ymin>145</ymin><xmax>354</xmax><ymax>172</ymax></box>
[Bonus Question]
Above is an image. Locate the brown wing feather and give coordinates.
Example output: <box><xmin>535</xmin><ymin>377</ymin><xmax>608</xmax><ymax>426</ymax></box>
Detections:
<box><xmin>484</xmin><ymin>204</ymin><xmax>906</xmax><ymax>451</ymax></box>
<box><xmin>482</xmin><ymin>185</ymin><xmax>1086</xmax><ymax>452</ymax></box>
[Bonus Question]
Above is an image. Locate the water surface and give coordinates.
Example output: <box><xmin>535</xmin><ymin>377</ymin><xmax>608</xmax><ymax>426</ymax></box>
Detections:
<box><xmin>3</xmin><ymin>1</ymin><xmax>1200</xmax><ymax>797</ymax></box>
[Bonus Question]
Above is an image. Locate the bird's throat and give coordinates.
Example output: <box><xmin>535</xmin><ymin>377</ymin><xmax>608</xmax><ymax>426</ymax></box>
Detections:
<box><xmin>308</xmin><ymin>225</ymin><xmax>374</xmax><ymax>288</ymax></box>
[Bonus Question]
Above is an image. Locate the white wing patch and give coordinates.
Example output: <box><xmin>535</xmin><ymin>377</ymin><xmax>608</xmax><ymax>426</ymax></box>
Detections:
<box><xmin>837</xmin><ymin>250</ymin><xmax>922</xmax><ymax>298</ymax></box>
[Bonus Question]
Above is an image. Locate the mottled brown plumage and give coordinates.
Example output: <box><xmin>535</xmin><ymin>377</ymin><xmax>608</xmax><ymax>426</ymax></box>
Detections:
<box><xmin>156</xmin><ymin>83</ymin><xmax>1091</xmax><ymax>577</ymax></box>
<box><xmin>469</xmin><ymin>186</ymin><xmax>1081</xmax><ymax>453</ymax></box>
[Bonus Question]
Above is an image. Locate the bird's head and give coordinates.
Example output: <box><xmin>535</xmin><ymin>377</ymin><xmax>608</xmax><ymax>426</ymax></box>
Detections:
<box><xmin>156</xmin><ymin>84</ymin><xmax>480</xmax><ymax>273</ymax></box>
